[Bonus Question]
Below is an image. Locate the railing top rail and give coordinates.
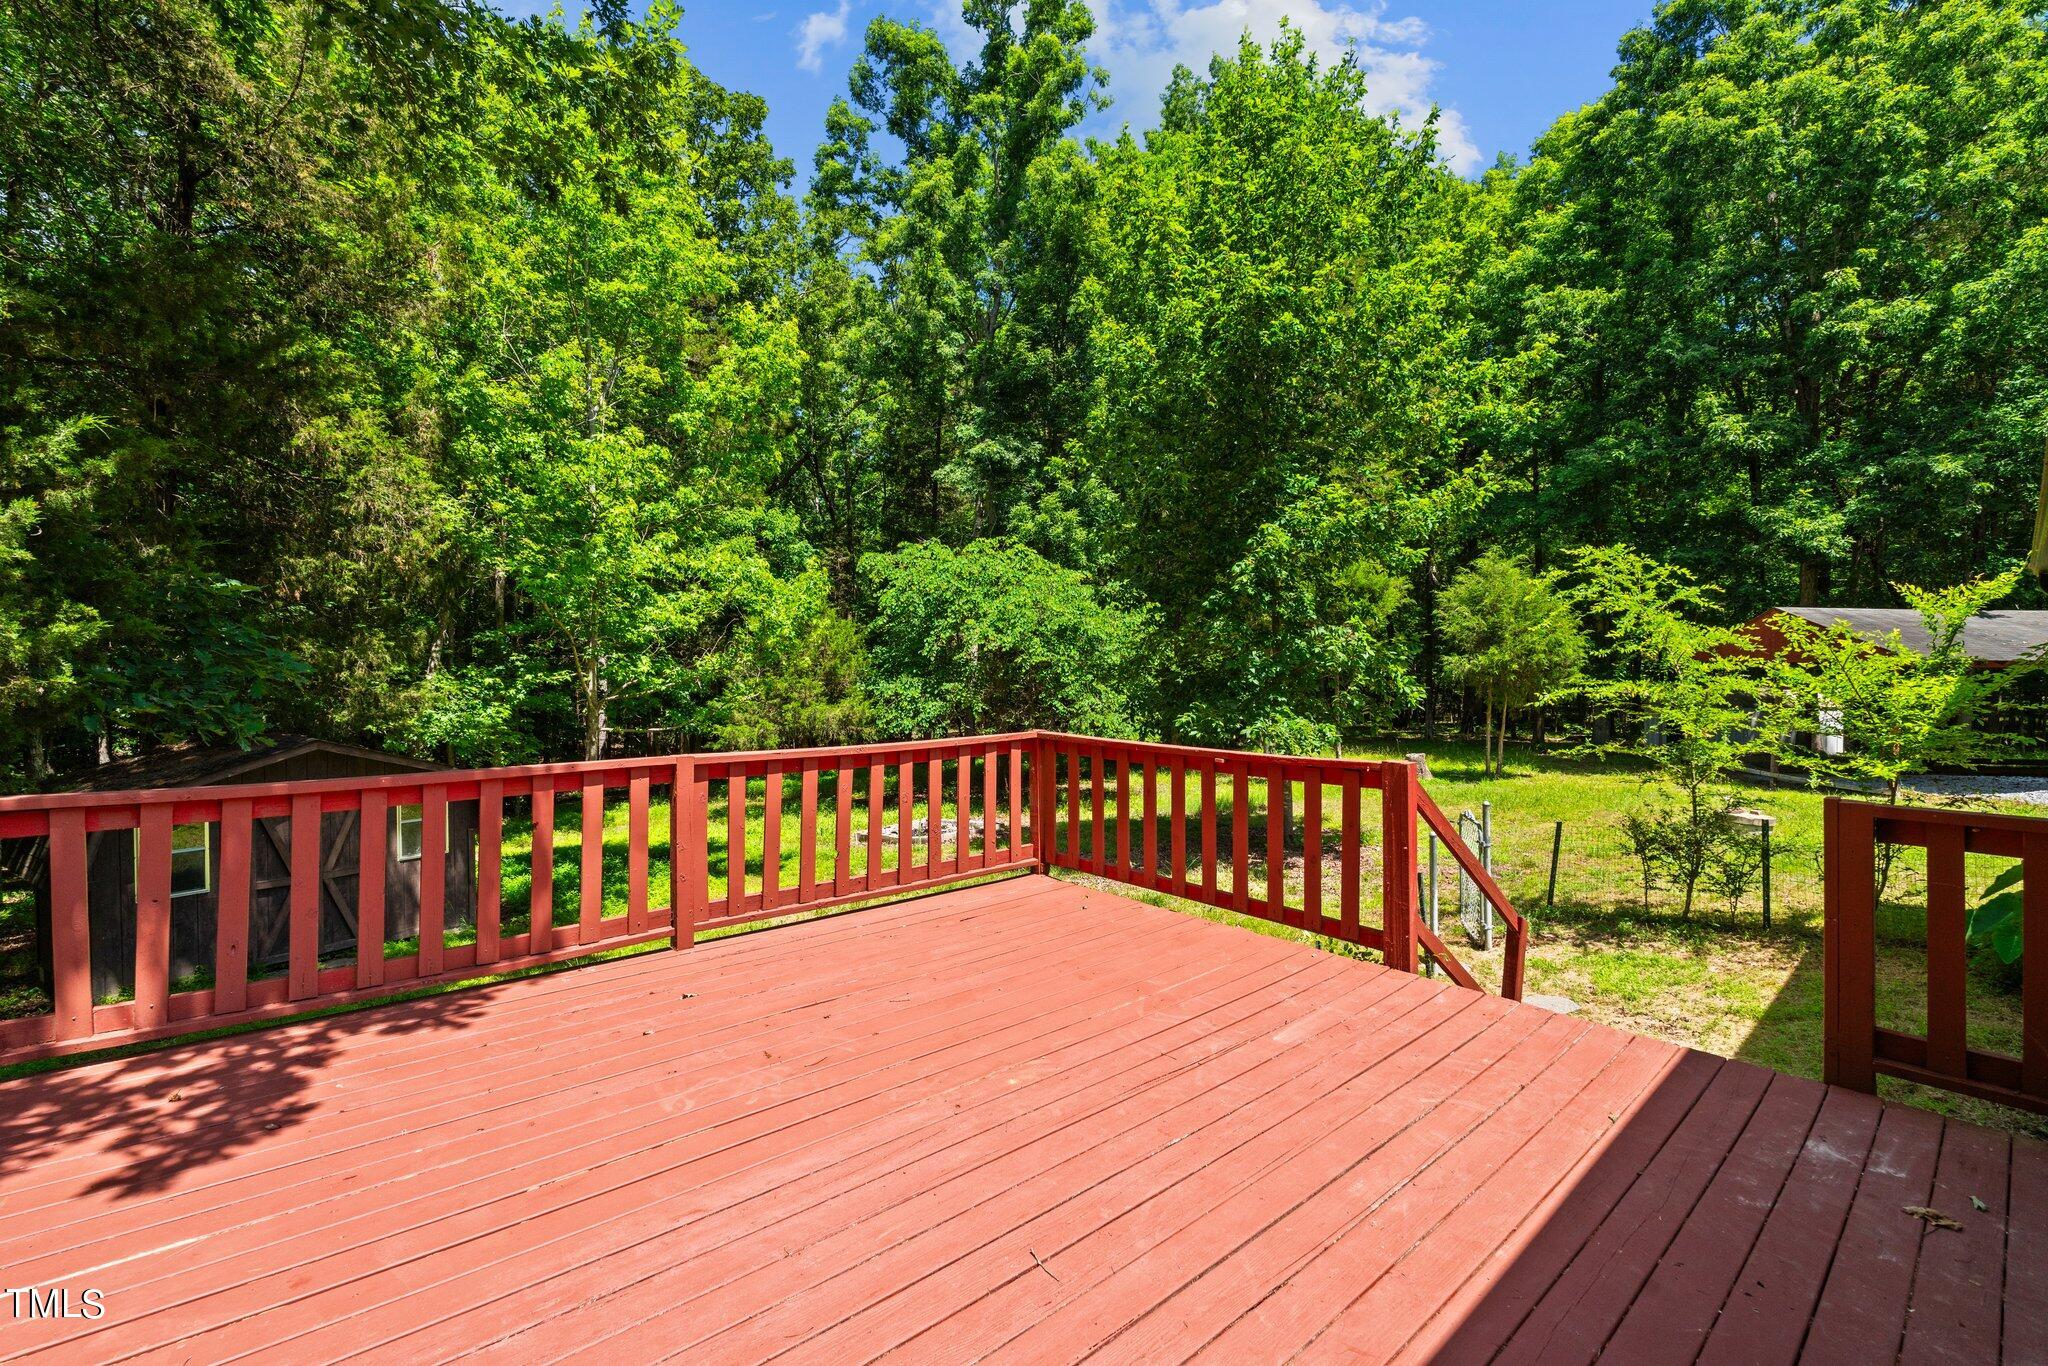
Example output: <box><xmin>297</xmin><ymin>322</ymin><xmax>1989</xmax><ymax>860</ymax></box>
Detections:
<box><xmin>0</xmin><ymin>753</ymin><xmax>680</xmax><ymax>815</ymax></box>
<box><xmin>696</xmin><ymin>732</ymin><xmax>1039</xmax><ymax>769</ymax></box>
<box><xmin>1834</xmin><ymin>795</ymin><xmax>2048</xmax><ymax>841</ymax></box>
<box><xmin>1032</xmin><ymin>731</ymin><xmax>1389</xmax><ymax>778</ymax></box>
<box><xmin>0</xmin><ymin>731</ymin><xmax>1045</xmax><ymax>816</ymax></box>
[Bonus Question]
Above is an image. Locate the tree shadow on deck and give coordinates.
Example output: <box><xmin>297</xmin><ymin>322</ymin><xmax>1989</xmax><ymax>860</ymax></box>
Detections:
<box><xmin>1410</xmin><ymin>1038</ymin><xmax>2035</xmax><ymax>1364</ymax></box>
<box><xmin>0</xmin><ymin>967</ymin><xmax>550</xmax><ymax>1200</ymax></box>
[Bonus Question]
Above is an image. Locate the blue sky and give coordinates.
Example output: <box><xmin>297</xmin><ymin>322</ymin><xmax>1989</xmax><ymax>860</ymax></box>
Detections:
<box><xmin>505</xmin><ymin>2</ymin><xmax>1657</xmax><ymax>178</ymax></box>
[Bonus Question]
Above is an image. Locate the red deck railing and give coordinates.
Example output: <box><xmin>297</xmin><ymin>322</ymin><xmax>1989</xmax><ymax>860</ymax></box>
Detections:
<box><xmin>1825</xmin><ymin>796</ymin><xmax>2048</xmax><ymax>1115</ymax></box>
<box><xmin>0</xmin><ymin>732</ymin><xmax>1521</xmax><ymax>1064</ymax></box>
<box><xmin>1032</xmin><ymin>733</ymin><xmax>1526</xmax><ymax>999</ymax></box>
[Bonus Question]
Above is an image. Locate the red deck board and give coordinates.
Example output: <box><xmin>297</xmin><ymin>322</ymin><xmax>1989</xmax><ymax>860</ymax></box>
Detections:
<box><xmin>168</xmin><ymin>924</ymin><xmax>1353</xmax><ymax>1360</ymax></box>
<box><xmin>1032</xmin><ymin>1012</ymin><xmax>1606</xmax><ymax>1365</ymax></box>
<box><xmin>1801</xmin><ymin>1100</ymin><xmax>1948</xmax><ymax>1364</ymax></box>
<box><xmin>1298</xmin><ymin>1032</ymin><xmax>1680</xmax><ymax>1365</ymax></box>
<box><xmin>1695</xmin><ymin>1086</ymin><xmax>1885</xmax><ymax>1365</ymax></box>
<box><xmin>0</xmin><ymin>875</ymin><xmax>2033</xmax><ymax>1365</ymax></box>
<box><xmin>1898</xmin><ymin>1119</ymin><xmax>2010</xmax><ymax>1365</ymax></box>
<box><xmin>1599</xmin><ymin>1070</ymin><xmax>1829</xmax><ymax>1361</ymax></box>
<box><xmin>1393</xmin><ymin>1045</ymin><xmax>1724</xmax><ymax>1364</ymax></box>
<box><xmin>7</xmin><ymin>896</ymin><xmax>1142</xmax><ymax>1297</ymax></box>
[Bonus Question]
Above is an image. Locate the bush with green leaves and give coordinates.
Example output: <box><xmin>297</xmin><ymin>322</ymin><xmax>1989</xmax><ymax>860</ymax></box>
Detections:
<box><xmin>1568</xmin><ymin>546</ymin><xmax>1780</xmax><ymax>915</ymax></box>
<box><xmin>859</xmin><ymin>540</ymin><xmax>1148</xmax><ymax>738</ymax></box>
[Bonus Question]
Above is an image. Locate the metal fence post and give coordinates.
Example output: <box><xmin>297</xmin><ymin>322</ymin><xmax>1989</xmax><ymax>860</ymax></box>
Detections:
<box><xmin>1546</xmin><ymin>819</ymin><xmax>1563</xmax><ymax>912</ymax></box>
<box><xmin>1760</xmin><ymin>815</ymin><xmax>1774</xmax><ymax>930</ymax></box>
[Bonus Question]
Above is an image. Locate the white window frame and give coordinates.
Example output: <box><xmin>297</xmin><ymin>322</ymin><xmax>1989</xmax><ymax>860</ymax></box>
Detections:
<box><xmin>396</xmin><ymin>804</ymin><xmax>424</xmax><ymax>862</ymax></box>
<box><xmin>136</xmin><ymin>823</ymin><xmax>213</xmax><ymax>898</ymax></box>
<box><xmin>395</xmin><ymin>804</ymin><xmax>448</xmax><ymax>862</ymax></box>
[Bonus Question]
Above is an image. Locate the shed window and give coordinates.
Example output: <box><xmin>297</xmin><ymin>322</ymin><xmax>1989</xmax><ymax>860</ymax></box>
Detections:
<box><xmin>396</xmin><ymin>804</ymin><xmax>446</xmax><ymax>861</ymax></box>
<box><xmin>171</xmin><ymin>824</ymin><xmax>210</xmax><ymax>897</ymax></box>
<box><xmin>397</xmin><ymin>805</ymin><xmax>423</xmax><ymax>861</ymax></box>
<box><xmin>137</xmin><ymin>824</ymin><xmax>211</xmax><ymax>897</ymax></box>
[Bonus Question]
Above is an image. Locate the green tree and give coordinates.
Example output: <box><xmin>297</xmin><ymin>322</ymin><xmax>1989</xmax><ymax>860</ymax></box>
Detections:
<box><xmin>1440</xmin><ymin>552</ymin><xmax>1585</xmax><ymax>776</ymax></box>
<box><xmin>1079</xmin><ymin>27</ymin><xmax>1497</xmax><ymax>744</ymax></box>
<box><xmin>788</xmin><ymin>0</ymin><xmax>1105</xmax><ymax>582</ymax></box>
<box><xmin>1484</xmin><ymin>0</ymin><xmax>2048</xmax><ymax>611</ymax></box>
<box><xmin>1569</xmin><ymin>546</ymin><xmax>1766</xmax><ymax>914</ymax></box>
<box><xmin>433</xmin><ymin>10</ymin><xmax>808</xmax><ymax>760</ymax></box>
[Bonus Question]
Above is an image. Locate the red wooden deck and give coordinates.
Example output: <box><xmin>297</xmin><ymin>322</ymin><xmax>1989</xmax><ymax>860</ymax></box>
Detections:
<box><xmin>0</xmin><ymin>874</ymin><xmax>2036</xmax><ymax>1363</ymax></box>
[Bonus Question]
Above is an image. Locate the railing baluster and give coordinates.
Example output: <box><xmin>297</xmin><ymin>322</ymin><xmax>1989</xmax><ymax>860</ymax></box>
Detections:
<box><xmin>131</xmin><ymin>806</ymin><xmax>171</xmax><ymax>1032</ymax></box>
<box><xmin>577</xmin><ymin>777</ymin><xmax>603</xmax><ymax>943</ymax></box>
<box><xmin>358</xmin><ymin>791</ymin><xmax>388</xmax><ymax>987</ymax></box>
<box><xmin>799</xmin><ymin>764</ymin><xmax>820</xmax><ymax>904</ymax></box>
<box><xmin>1201</xmin><ymin>762</ymin><xmax>1219</xmax><ymax>903</ymax></box>
<box><xmin>1008</xmin><ymin>743</ymin><xmax>1024</xmax><ymax>859</ymax></box>
<box><xmin>1925</xmin><ymin>822</ymin><xmax>1968</xmax><ymax>1078</ymax></box>
<box><xmin>475</xmin><ymin>781</ymin><xmax>501</xmax><ymax>965</ymax></box>
<box><xmin>1073</xmin><ymin>749</ymin><xmax>1089</xmax><ymax>864</ymax></box>
<box><xmin>1381</xmin><ymin>762</ymin><xmax>1417</xmax><ymax>974</ymax></box>
<box><xmin>1340</xmin><ymin>771</ymin><xmax>1361</xmax><ymax>941</ymax></box>
<box><xmin>134</xmin><ymin>804</ymin><xmax>172</xmax><ymax>1029</ymax></box>
<box><xmin>48</xmin><ymin>808</ymin><xmax>91</xmax><ymax>1040</ymax></box>
<box><xmin>762</xmin><ymin>767</ymin><xmax>782</xmax><ymax>910</ymax></box>
<box><xmin>983</xmin><ymin>742</ymin><xmax>999</xmax><ymax>867</ymax></box>
<box><xmin>1089</xmin><ymin>745</ymin><xmax>1106</xmax><ymax>875</ymax></box>
<box><xmin>836</xmin><ymin>766</ymin><xmax>855</xmax><ymax>893</ymax></box>
<box><xmin>1032</xmin><ymin>737</ymin><xmax>1055</xmax><ymax>870</ymax></box>
<box><xmin>1142</xmin><ymin>758</ymin><xmax>1158</xmax><ymax>884</ymax></box>
<box><xmin>1112</xmin><ymin>752</ymin><xmax>1129</xmax><ymax>874</ymax></box>
<box><xmin>869</xmin><ymin>761</ymin><xmax>888</xmax><ymax>888</ymax></box>
<box><xmin>530</xmin><ymin>782</ymin><xmax>554</xmax><ymax>954</ymax></box>
<box><xmin>1231</xmin><ymin>761</ymin><xmax>1250</xmax><ymax>913</ymax></box>
<box><xmin>628</xmin><ymin>771</ymin><xmax>650</xmax><ymax>933</ymax></box>
<box><xmin>421</xmin><ymin>785</ymin><xmax>447</xmax><ymax>974</ymax></box>
<box><xmin>289</xmin><ymin>792</ymin><xmax>322</xmax><ymax>999</ymax></box>
<box><xmin>898</xmin><ymin>760</ymin><xmax>915</xmax><ymax>880</ymax></box>
<box><xmin>1171</xmin><ymin>758</ymin><xmax>1187</xmax><ymax>897</ymax></box>
<box><xmin>674</xmin><ymin>758</ymin><xmax>704</xmax><ymax>947</ymax></box>
<box><xmin>216</xmin><ymin>798</ymin><xmax>252</xmax><ymax>1012</ymax></box>
<box><xmin>1266</xmin><ymin>765</ymin><xmax>1284</xmax><ymax>923</ymax></box>
<box><xmin>1302</xmin><ymin>773</ymin><xmax>1322</xmax><ymax>933</ymax></box>
<box><xmin>927</xmin><ymin>755</ymin><xmax>944</xmax><ymax>879</ymax></box>
<box><xmin>730</xmin><ymin>771</ymin><xmax>751</xmax><ymax>914</ymax></box>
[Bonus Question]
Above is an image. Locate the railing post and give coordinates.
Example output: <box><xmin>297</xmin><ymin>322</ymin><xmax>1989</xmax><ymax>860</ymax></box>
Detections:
<box><xmin>672</xmin><ymin>756</ymin><xmax>704</xmax><ymax>950</ymax></box>
<box><xmin>1823</xmin><ymin>796</ymin><xmax>1878</xmax><ymax>1093</ymax></box>
<box><xmin>1032</xmin><ymin>734</ymin><xmax>1055</xmax><ymax>872</ymax></box>
<box><xmin>1381</xmin><ymin>760</ymin><xmax>1418</xmax><ymax>975</ymax></box>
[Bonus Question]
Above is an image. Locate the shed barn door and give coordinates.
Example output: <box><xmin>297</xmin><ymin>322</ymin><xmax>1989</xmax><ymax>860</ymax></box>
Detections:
<box><xmin>250</xmin><ymin>819</ymin><xmax>294</xmax><ymax>967</ymax></box>
<box><xmin>319</xmin><ymin>811</ymin><xmax>361</xmax><ymax>952</ymax></box>
<box><xmin>251</xmin><ymin>814</ymin><xmax>366</xmax><ymax>968</ymax></box>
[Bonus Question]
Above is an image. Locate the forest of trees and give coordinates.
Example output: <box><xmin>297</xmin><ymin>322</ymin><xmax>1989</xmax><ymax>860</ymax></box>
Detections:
<box><xmin>2</xmin><ymin>0</ymin><xmax>2044</xmax><ymax>782</ymax></box>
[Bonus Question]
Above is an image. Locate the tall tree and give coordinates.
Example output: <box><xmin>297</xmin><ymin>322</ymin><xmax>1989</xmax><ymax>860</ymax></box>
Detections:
<box><xmin>1440</xmin><ymin>552</ymin><xmax>1585</xmax><ymax>776</ymax></box>
<box><xmin>789</xmin><ymin>0</ymin><xmax>1105</xmax><ymax>586</ymax></box>
<box><xmin>1080</xmin><ymin>27</ymin><xmax>1497</xmax><ymax>745</ymax></box>
<box><xmin>1485</xmin><ymin>0</ymin><xmax>2048</xmax><ymax>611</ymax></box>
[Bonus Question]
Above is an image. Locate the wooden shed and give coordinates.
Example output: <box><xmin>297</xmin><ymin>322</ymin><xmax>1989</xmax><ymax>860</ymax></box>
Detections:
<box><xmin>24</xmin><ymin>739</ymin><xmax>477</xmax><ymax>1000</ymax></box>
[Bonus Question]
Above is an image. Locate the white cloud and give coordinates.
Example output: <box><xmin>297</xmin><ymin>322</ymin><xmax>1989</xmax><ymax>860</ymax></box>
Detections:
<box><xmin>1092</xmin><ymin>0</ymin><xmax>1480</xmax><ymax>174</ymax></box>
<box><xmin>797</xmin><ymin>0</ymin><xmax>855</xmax><ymax>74</ymax></box>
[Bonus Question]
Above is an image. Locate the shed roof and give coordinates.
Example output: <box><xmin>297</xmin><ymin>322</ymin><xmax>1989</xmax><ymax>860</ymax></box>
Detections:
<box><xmin>1762</xmin><ymin>607</ymin><xmax>2048</xmax><ymax>665</ymax></box>
<box><xmin>61</xmin><ymin>737</ymin><xmax>445</xmax><ymax>793</ymax></box>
